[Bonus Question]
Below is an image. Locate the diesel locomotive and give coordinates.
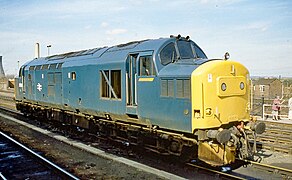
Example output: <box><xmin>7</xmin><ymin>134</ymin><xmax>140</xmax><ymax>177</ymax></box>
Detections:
<box><xmin>14</xmin><ymin>35</ymin><xmax>265</xmax><ymax>166</ymax></box>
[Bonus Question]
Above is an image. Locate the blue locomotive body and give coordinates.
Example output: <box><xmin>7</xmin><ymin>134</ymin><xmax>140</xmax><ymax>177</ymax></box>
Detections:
<box><xmin>15</xmin><ymin>36</ymin><xmax>265</xmax><ymax>166</ymax></box>
<box><xmin>15</xmin><ymin>37</ymin><xmax>207</xmax><ymax>132</ymax></box>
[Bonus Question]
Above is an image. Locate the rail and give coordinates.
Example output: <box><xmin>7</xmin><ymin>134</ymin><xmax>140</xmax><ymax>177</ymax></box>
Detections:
<box><xmin>242</xmin><ymin>159</ymin><xmax>292</xmax><ymax>179</ymax></box>
<box><xmin>0</xmin><ymin>130</ymin><xmax>79</xmax><ymax>180</ymax></box>
<box><xmin>186</xmin><ymin>163</ymin><xmax>245</xmax><ymax>180</ymax></box>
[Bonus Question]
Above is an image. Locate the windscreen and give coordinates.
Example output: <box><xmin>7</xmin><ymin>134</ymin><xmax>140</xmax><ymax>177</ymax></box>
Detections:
<box><xmin>177</xmin><ymin>40</ymin><xmax>194</xmax><ymax>59</ymax></box>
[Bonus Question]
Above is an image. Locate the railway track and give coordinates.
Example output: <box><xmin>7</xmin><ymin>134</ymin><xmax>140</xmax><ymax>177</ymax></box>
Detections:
<box><xmin>0</xmin><ymin>106</ymin><xmax>288</xmax><ymax>179</ymax></box>
<box><xmin>185</xmin><ymin>163</ymin><xmax>245</xmax><ymax>180</ymax></box>
<box><xmin>0</xmin><ymin>130</ymin><xmax>78</xmax><ymax>180</ymax></box>
<box><xmin>2</xmin><ymin>91</ymin><xmax>292</xmax><ymax>154</ymax></box>
<box><xmin>242</xmin><ymin>159</ymin><xmax>292</xmax><ymax>179</ymax></box>
<box><xmin>256</xmin><ymin>120</ymin><xmax>292</xmax><ymax>154</ymax></box>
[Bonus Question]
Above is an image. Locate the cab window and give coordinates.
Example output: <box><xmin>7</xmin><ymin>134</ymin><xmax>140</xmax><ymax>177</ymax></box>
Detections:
<box><xmin>192</xmin><ymin>42</ymin><xmax>207</xmax><ymax>59</ymax></box>
<box><xmin>177</xmin><ymin>40</ymin><xmax>194</xmax><ymax>59</ymax></box>
<box><xmin>160</xmin><ymin>43</ymin><xmax>177</xmax><ymax>66</ymax></box>
<box><xmin>139</xmin><ymin>55</ymin><xmax>156</xmax><ymax>76</ymax></box>
<box><xmin>18</xmin><ymin>66</ymin><xmax>24</xmax><ymax>77</ymax></box>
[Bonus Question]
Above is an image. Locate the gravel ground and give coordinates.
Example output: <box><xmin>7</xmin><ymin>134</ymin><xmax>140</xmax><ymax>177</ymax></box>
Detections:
<box><xmin>0</xmin><ymin>117</ymin><xmax>165</xmax><ymax>179</ymax></box>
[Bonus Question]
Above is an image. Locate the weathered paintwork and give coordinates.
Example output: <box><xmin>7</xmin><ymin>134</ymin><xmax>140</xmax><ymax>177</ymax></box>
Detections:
<box><xmin>15</xmin><ymin>37</ymin><xmax>249</xmax><ymax>135</ymax></box>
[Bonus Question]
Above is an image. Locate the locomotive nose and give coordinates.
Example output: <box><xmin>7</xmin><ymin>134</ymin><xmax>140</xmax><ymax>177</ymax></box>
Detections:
<box><xmin>191</xmin><ymin>60</ymin><xmax>251</xmax><ymax>131</ymax></box>
<box><xmin>191</xmin><ymin>60</ymin><xmax>252</xmax><ymax>165</ymax></box>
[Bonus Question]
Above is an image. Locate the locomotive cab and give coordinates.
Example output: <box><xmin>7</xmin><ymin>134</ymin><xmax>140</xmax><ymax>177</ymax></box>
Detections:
<box><xmin>155</xmin><ymin>36</ymin><xmax>265</xmax><ymax>165</ymax></box>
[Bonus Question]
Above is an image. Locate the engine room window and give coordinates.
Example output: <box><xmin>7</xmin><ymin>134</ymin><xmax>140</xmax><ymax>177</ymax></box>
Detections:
<box><xmin>49</xmin><ymin>63</ymin><xmax>57</xmax><ymax>70</ymax></box>
<box><xmin>177</xmin><ymin>79</ymin><xmax>190</xmax><ymax>99</ymax></box>
<box><xmin>111</xmin><ymin>70</ymin><xmax>121</xmax><ymax>98</ymax></box>
<box><xmin>72</xmin><ymin>72</ymin><xmax>76</xmax><ymax>80</ymax></box>
<box><xmin>35</xmin><ymin>65</ymin><xmax>42</xmax><ymax>70</ymax></box>
<box><xmin>101</xmin><ymin>70</ymin><xmax>109</xmax><ymax>98</ymax></box>
<box><xmin>41</xmin><ymin>64</ymin><xmax>49</xmax><ymax>70</ymax></box>
<box><xmin>29</xmin><ymin>66</ymin><xmax>35</xmax><ymax>71</ymax></box>
<box><xmin>160</xmin><ymin>43</ymin><xmax>177</xmax><ymax>65</ymax></box>
<box><xmin>100</xmin><ymin>70</ymin><xmax>121</xmax><ymax>99</ymax></box>
<box><xmin>57</xmin><ymin>63</ymin><xmax>63</xmax><ymax>69</ymax></box>
<box><xmin>139</xmin><ymin>55</ymin><xmax>156</xmax><ymax>76</ymax></box>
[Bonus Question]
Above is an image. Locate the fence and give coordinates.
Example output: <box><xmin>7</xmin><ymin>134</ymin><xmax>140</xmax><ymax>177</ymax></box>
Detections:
<box><xmin>251</xmin><ymin>97</ymin><xmax>291</xmax><ymax>119</ymax></box>
<box><xmin>262</xmin><ymin>104</ymin><xmax>290</xmax><ymax>120</ymax></box>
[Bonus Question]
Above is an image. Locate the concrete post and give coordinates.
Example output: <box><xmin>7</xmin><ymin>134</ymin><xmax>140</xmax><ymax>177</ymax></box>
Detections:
<box><xmin>261</xmin><ymin>96</ymin><xmax>265</xmax><ymax>118</ymax></box>
<box><xmin>289</xmin><ymin>98</ymin><xmax>292</xmax><ymax>120</ymax></box>
<box><xmin>0</xmin><ymin>56</ymin><xmax>5</xmax><ymax>79</ymax></box>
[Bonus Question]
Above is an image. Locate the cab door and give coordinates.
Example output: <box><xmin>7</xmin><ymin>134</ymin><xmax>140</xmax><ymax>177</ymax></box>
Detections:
<box><xmin>15</xmin><ymin>66</ymin><xmax>25</xmax><ymax>100</ymax></box>
<box><xmin>126</xmin><ymin>51</ymin><xmax>153</xmax><ymax>115</ymax></box>
<box><xmin>126</xmin><ymin>54</ymin><xmax>138</xmax><ymax>108</ymax></box>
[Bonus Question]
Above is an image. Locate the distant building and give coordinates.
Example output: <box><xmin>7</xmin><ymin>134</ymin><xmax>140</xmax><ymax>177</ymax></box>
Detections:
<box><xmin>283</xmin><ymin>79</ymin><xmax>292</xmax><ymax>99</ymax></box>
<box><xmin>252</xmin><ymin>78</ymin><xmax>283</xmax><ymax>99</ymax></box>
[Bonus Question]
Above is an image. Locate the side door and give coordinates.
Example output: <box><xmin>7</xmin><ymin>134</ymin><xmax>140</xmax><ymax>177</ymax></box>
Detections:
<box><xmin>125</xmin><ymin>51</ymin><xmax>153</xmax><ymax>115</ymax></box>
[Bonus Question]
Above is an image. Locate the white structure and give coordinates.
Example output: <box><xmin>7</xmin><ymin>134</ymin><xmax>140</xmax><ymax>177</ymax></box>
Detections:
<box><xmin>289</xmin><ymin>97</ymin><xmax>292</xmax><ymax>120</ymax></box>
<box><xmin>0</xmin><ymin>56</ymin><xmax>5</xmax><ymax>78</ymax></box>
<box><xmin>35</xmin><ymin>43</ymin><xmax>40</xmax><ymax>59</ymax></box>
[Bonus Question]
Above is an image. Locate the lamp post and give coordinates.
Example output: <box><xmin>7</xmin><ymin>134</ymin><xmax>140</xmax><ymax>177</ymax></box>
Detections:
<box><xmin>47</xmin><ymin>45</ymin><xmax>52</xmax><ymax>56</ymax></box>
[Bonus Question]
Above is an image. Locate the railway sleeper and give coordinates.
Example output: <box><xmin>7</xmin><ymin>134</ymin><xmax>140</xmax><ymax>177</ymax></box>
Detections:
<box><xmin>264</xmin><ymin>130</ymin><xmax>292</xmax><ymax>137</ymax></box>
<box><xmin>260</xmin><ymin>143</ymin><xmax>292</xmax><ymax>155</ymax></box>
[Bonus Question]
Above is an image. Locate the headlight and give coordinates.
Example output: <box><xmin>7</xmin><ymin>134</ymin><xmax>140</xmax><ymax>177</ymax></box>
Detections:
<box><xmin>240</xmin><ymin>82</ymin><xmax>245</xmax><ymax>90</ymax></box>
<box><xmin>221</xmin><ymin>83</ymin><xmax>227</xmax><ymax>91</ymax></box>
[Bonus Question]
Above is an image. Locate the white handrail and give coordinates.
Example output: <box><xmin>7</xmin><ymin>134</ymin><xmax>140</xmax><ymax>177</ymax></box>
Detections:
<box><xmin>262</xmin><ymin>104</ymin><xmax>290</xmax><ymax>119</ymax></box>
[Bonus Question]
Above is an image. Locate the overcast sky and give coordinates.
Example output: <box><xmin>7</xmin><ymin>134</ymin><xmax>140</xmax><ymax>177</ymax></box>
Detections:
<box><xmin>0</xmin><ymin>0</ymin><xmax>291</xmax><ymax>77</ymax></box>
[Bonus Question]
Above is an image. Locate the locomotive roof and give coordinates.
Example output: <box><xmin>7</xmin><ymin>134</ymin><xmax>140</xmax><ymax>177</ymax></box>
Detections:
<box><xmin>24</xmin><ymin>38</ymin><xmax>171</xmax><ymax>67</ymax></box>
<box><xmin>22</xmin><ymin>37</ymin><xmax>211</xmax><ymax>78</ymax></box>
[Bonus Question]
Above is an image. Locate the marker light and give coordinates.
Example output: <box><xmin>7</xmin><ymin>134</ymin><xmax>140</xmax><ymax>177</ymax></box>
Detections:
<box><xmin>221</xmin><ymin>83</ymin><xmax>227</xmax><ymax>91</ymax></box>
<box><xmin>224</xmin><ymin>52</ymin><xmax>230</xmax><ymax>60</ymax></box>
<box><xmin>240</xmin><ymin>82</ymin><xmax>245</xmax><ymax>90</ymax></box>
